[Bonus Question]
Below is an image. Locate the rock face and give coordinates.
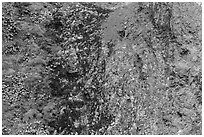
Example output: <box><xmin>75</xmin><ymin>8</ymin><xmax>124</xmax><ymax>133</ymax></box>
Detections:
<box><xmin>102</xmin><ymin>2</ymin><xmax>201</xmax><ymax>135</ymax></box>
<box><xmin>2</xmin><ymin>2</ymin><xmax>201</xmax><ymax>135</ymax></box>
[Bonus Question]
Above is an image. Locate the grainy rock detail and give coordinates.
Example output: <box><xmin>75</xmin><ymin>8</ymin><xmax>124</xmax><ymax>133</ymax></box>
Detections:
<box><xmin>2</xmin><ymin>2</ymin><xmax>202</xmax><ymax>135</ymax></box>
